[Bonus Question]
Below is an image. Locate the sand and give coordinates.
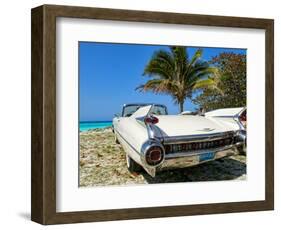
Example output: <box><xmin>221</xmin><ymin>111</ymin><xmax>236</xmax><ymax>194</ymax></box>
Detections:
<box><xmin>79</xmin><ymin>128</ymin><xmax>246</xmax><ymax>187</ymax></box>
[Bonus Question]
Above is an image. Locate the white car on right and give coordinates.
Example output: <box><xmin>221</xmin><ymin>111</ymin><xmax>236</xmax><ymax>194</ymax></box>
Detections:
<box><xmin>205</xmin><ymin>107</ymin><xmax>247</xmax><ymax>131</ymax></box>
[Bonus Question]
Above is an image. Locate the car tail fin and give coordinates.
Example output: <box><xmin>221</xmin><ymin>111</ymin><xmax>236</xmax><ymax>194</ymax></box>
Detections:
<box><xmin>205</xmin><ymin>107</ymin><xmax>245</xmax><ymax>118</ymax></box>
<box><xmin>130</xmin><ymin>105</ymin><xmax>153</xmax><ymax>118</ymax></box>
<box><xmin>132</xmin><ymin>105</ymin><xmax>163</xmax><ymax>140</ymax></box>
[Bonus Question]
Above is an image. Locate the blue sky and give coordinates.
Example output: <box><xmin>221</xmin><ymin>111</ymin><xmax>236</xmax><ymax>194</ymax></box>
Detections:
<box><xmin>79</xmin><ymin>42</ymin><xmax>246</xmax><ymax>121</ymax></box>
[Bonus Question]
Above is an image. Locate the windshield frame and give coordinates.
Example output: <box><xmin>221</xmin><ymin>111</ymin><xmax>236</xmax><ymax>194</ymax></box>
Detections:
<box><xmin>121</xmin><ymin>104</ymin><xmax>168</xmax><ymax>117</ymax></box>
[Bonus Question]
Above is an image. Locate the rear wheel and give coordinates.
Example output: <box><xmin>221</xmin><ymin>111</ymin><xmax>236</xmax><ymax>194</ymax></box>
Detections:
<box><xmin>126</xmin><ymin>154</ymin><xmax>142</xmax><ymax>173</ymax></box>
<box><xmin>238</xmin><ymin>145</ymin><xmax>246</xmax><ymax>155</ymax></box>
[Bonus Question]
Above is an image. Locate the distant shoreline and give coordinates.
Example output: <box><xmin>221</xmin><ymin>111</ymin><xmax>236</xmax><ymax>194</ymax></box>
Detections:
<box><xmin>80</xmin><ymin>120</ymin><xmax>112</xmax><ymax>123</ymax></box>
<box><xmin>80</xmin><ymin>126</ymin><xmax>112</xmax><ymax>133</ymax></box>
<box><xmin>80</xmin><ymin>121</ymin><xmax>113</xmax><ymax>132</ymax></box>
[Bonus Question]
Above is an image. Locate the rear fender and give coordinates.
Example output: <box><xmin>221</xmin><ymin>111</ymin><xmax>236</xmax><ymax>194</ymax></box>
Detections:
<box><xmin>134</xmin><ymin>105</ymin><xmax>164</xmax><ymax>141</ymax></box>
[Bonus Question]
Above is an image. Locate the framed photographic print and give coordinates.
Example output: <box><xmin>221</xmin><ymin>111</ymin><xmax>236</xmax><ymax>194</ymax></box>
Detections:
<box><xmin>31</xmin><ymin>4</ymin><xmax>274</xmax><ymax>224</ymax></box>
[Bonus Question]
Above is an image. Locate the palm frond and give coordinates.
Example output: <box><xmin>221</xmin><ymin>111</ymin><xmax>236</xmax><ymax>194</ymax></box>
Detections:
<box><xmin>136</xmin><ymin>79</ymin><xmax>177</xmax><ymax>94</ymax></box>
<box><xmin>187</xmin><ymin>66</ymin><xmax>218</xmax><ymax>83</ymax></box>
<box><xmin>153</xmin><ymin>50</ymin><xmax>175</xmax><ymax>70</ymax></box>
<box><xmin>193</xmin><ymin>78</ymin><xmax>215</xmax><ymax>89</ymax></box>
<box><xmin>143</xmin><ymin>50</ymin><xmax>175</xmax><ymax>80</ymax></box>
<box><xmin>140</xmin><ymin>46</ymin><xmax>217</xmax><ymax>113</ymax></box>
<box><xmin>188</xmin><ymin>49</ymin><xmax>203</xmax><ymax>67</ymax></box>
<box><xmin>170</xmin><ymin>47</ymin><xmax>189</xmax><ymax>81</ymax></box>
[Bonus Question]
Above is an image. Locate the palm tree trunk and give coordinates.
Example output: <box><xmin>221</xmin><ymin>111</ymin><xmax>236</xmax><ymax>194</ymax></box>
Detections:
<box><xmin>179</xmin><ymin>101</ymin><xmax>184</xmax><ymax>113</ymax></box>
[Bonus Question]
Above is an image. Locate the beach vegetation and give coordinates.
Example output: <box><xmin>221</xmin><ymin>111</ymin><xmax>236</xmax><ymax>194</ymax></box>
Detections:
<box><xmin>192</xmin><ymin>52</ymin><xmax>246</xmax><ymax>111</ymax></box>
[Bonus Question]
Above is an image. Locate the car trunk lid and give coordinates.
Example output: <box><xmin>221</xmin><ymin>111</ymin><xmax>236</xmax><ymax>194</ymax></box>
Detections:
<box><xmin>154</xmin><ymin>115</ymin><xmax>236</xmax><ymax>137</ymax></box>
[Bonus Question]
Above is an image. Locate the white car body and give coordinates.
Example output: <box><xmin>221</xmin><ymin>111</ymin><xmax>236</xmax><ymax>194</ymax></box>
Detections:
<box><xmin>113</xmin><ymin>103</ymin><xmax>246</xmax><ymax>177</ymax></box>
<box><xmin>180</xmin><ymin>110</ymin><xmax>193</xmax><ymax>115</ymax></box>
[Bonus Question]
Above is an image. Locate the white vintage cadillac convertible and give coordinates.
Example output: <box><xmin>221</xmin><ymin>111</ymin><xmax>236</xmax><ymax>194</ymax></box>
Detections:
<box><xmin>112</xmin><ymin>103</ymin><xmax>246</xmax><ymax>177</ymax></box>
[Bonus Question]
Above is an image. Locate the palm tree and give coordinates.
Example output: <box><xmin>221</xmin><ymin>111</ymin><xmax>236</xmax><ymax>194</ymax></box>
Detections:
<box><xmin>136</xmin><ymin>46</ymin><xmax>218</xmax><ymax>112</ymax></box>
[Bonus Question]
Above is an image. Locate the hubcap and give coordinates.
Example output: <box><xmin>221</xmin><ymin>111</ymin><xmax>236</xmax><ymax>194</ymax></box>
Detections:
<box><xmin>126</xmin><ymin>154</ymin><xmax>130</xmax><ymax>168</ymax></box>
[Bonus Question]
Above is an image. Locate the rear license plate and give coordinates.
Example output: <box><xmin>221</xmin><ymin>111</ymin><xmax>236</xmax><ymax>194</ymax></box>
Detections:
<box><xmin>199</xmin><ymin>152</ymin><xmax>215</xmax><ymax>162</ymax></box>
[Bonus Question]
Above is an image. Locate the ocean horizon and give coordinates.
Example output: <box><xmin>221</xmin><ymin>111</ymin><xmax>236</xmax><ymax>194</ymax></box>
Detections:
<box><xmin>80</xmin><ymin>121</ymin><xmax>112</xmax><ymax>132</ymax></box>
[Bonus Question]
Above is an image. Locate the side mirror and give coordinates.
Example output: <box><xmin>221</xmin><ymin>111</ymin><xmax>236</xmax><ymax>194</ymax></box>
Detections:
<box><xmin>114</xmin><ymin>113</ymin><xmax>120</xmax><ymax>118</ymax></box>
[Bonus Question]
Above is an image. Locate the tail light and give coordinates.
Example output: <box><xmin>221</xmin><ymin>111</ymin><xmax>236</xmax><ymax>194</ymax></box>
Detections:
<box><xmin>144</xmin><ymin>116</ymin><xmax>159</xmax><ymax>125</ymax></box>
<box><xmin>145</xmin><ymin>146</ymin><xmax>164</xmax><ymax>166</ymax></box>
<box><xmin>239</xmin><ymin>110</ymin><xmax>247</xmax><ymax>128</ymax></box>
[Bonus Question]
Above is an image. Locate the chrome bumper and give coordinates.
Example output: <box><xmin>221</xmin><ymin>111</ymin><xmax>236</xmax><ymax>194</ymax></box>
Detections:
<box><xmin>158</xmin><ymin>144</ymin><xmax>241</xmax><ymax>171</ymax></box>
<box><xmin>140</xmin><ymin>130</ymin><xmax>246</xmax><ymax>177</ymax></box>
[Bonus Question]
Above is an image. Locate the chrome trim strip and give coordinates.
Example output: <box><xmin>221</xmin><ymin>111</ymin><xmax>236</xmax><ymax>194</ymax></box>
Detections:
<box><xmin>159</xmin><ymin>147</ymin><xmax>240</xmax><ymax>170</ymax></box>
<box><xmin>134</xmin><ymin>104</ymin><xmax>164</xmax><ymax>141</ymax></box>
<box><xmin>114</xmin><ymin>129</ymin><xmax>141</xmax><ymax>155</ymax></box>
<box><xmin>163</xmin><ymin>131</ymin><xmax>235</xmax><ymax>144</ymax></box>
<box><xmin>165</xmin><ymin>144</ymin><xmax>237</xmax><ymax>159</ymax></box>
<box><xmin>234</xmin><ymin>107</ymin><xmax>247</xmax><ymax>131</ymax></box>
<box><xmin>145</xmin><ymin>105</ymin><xmax>155</xmax><ymax>140</ymax></box>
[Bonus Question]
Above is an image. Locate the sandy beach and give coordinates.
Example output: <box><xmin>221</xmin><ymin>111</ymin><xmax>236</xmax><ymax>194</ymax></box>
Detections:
<box><xmin>79</xmin><ymin>128</ymin><xmax>246</xmax><ymax>187</ymax></box>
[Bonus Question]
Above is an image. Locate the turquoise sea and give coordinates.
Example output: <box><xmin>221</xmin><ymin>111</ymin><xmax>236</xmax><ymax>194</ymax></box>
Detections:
<box><xmin>80</xmin><ymin>121</ymin><xmax>112</xmax><ymax>132</ymax></box>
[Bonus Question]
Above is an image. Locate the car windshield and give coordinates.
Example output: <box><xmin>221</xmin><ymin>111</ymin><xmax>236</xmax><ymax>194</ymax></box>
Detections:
<box><xmin>122</xmin><ymin>105</ymin><xmax>167</xmax><ymax>117</ymax></box>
